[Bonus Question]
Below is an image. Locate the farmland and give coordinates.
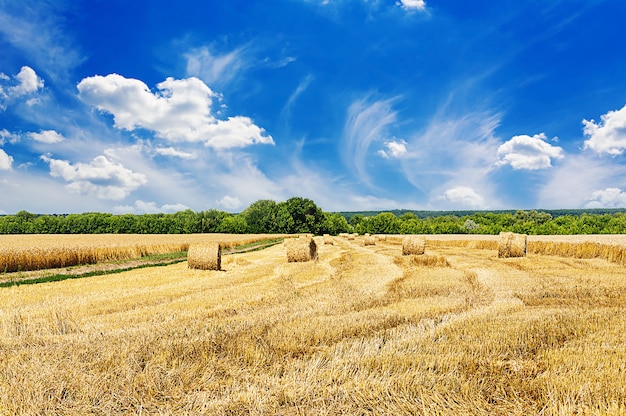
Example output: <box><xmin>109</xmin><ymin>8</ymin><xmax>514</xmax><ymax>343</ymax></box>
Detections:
<box><xmin>1</xmin><ymin>234</ymin><xmax>626</xmax><ymax>415</ymax></box>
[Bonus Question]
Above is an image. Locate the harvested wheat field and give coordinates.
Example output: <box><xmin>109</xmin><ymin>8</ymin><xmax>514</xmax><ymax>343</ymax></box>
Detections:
<box><xmin>1</xmin><ymin>234</ymin><xmax>626</xmax><ymax>415</ymax></box>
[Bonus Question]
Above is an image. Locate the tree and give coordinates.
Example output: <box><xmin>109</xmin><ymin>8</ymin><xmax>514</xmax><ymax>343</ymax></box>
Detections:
<box><xmin>218</xmin><ymin>215</ymin><xmax>248</xmax><ymax>234</ymax></box>
<box><xmin>242</xmin><ymin>200</ymin><xmax>278</xmax><ymax>233</ymax></box>
<box><xmin>320</xmin><ymin>212</ymin><xmax>351</xmax><ymax>235</ymax></box>
<box><xmin>281</xmin><ymin>197</ymin><xmax>325</xmax><ymax>235</ymax></box>
<box><xmin>365</xmin><ymin>212</ymin><xmax>401</xmax><ymax>234</ymax></box>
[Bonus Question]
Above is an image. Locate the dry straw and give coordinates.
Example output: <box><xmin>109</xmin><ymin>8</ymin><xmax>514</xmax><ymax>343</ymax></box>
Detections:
<box><xmin>364</xmin><ymin>236</ymin><xmax>376</xmax><ymax>246</ymax></box>
<box><xmin>402</xmin><ymin>236</ymin><xmax>426</xmax><ymax>255</ymax></box>
<box><xmin>498</xmin><ymin>232</ymin><xmax>527</xmax><ymax>258</ymax></box>
<box><xmin>187</xmin><ymin>243</ymin><xmax>221</xmax><ymax>270</ymax></box>
<box><xmin>285</xmin><ymin>237</ymin><xmax>318</xmax><ymax>262</ymax></box>
<box><xmin>323</xmin><ymin>234</ymin><xmax>334</xmax><ymax>245</ymax></box>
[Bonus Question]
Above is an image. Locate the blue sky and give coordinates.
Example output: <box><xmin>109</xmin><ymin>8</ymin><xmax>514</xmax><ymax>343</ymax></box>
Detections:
<box><xmin>1</xmin><ymin>0</ymin><xmax>626</xmax><ymax>214</ymax></box>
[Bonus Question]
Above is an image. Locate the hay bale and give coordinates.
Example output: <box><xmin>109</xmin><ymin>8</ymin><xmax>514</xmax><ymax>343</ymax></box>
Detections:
<box><xmin>347</xmin><ymin>234</ymin><xmax>355</xmax><ymax>241</ymax></box>
<box><xmin>323</xmin><ymin>234</ymin><xmax>334</xmax><ymax>245</ymax></box>
<box><xmin>402</xmin><ymin>236</ymin><xmax>425</xmax><ymax>255</ymax></box>
<box><xmin>188</xmin><ymin>243</ymin><xmax>221</xmax><ymax>270</ymax></box>
<box><xmin>364</xmin><ymin>236</ymin><xmax>376</xmax><ymax>246</ymax></box>
<box><xmin>377</xmin><ymin>235</ymin><xmax>387</xmax><ymax>241</ymax></box>
<box><xmin>498</xmin><ymin>232</ymin><xmax>527</xmax><ymax>258</ymax></box>
<box><xmin>285</xmin><ymin>237</ymin><xmax>318</xmax><ymax>262</ymax></box>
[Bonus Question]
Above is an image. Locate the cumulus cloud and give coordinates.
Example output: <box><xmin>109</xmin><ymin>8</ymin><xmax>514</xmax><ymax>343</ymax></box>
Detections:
<box><xmin>396</xmin><ymin>0</ymin><xmax>426</xmax><ymax>11</ymax></box>
<box><xmin>438</xmin><ymin>186</ymin><xmax>486</xmax><ymax>209</ymax></box>
<box><xmin>0</xmin><ymin>66</ymin><xmax>44</xmax><ymax>109</ymax></box>
<box><xmin>496</xmin><ymin>133</ymin><xmax>564</xmax><ymax>170</ymax></box>
<box><xmin>29</xmin><ymin>130</ymin><xmax>65</xmax><ymax>144</ymax></box>
<box><xmin>582</xmin><ymin>104</ymin><xmax>626</xmax><ymax>155</ymax></box>
<box><xmin>378</xmin><ymin>139</ymin><xmax>408</xmax><ymax>159</ymax></box>
<box><xmin>0</xmin><ymin>149</ymin><xmax>13</xmax><ymax>170</ymax></box>
<box><xmin>584</xmin><ymin>188</ymin><xmax>626</xmax><ymax>209</ymax></box>
<box><xmin>217</xmin><ymin>195</ymin><xmax>242</xmax><ymax>210</ymax></box>
<box><xmin>155</xmin><ymin>147</ymin><xmax>197</xmax><ymax>160</ymax></box>
<box><xmin>41</xmin><ymin>154</ymin><xmax>147</xmax><ymax>200</ymax></box>
<box><xmin>0</xmin><ymin>129</ymin><xmax>20</xmax><ymax>145</ymax></box>
<box><xmin>77</xmin><ymin>74</ymin><xmax>274</xmax><ymax>149</ymax></box>
<box><xmin>114</xmin><ymin>200</ymin><xmax>189</xmax><ymax>214</ymax></box>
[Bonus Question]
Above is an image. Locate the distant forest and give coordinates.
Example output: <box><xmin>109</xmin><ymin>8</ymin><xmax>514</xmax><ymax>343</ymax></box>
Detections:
<box><xmin>2</xmin><ymin>198</ymin><xmax>626</xmax><ymax>235</ymax></box>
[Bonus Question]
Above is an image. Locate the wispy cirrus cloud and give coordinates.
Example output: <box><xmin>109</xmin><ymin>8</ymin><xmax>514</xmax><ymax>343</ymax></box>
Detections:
<box><xmin>342</xmin><ymin>95</ymin><xmax>398</xmax><ymax>186</ymax></box>
<box><xmin>154</xmin><ymin>147</ymin><xmax>197</xmax><ymax>160</ymax></box>
<box><xmin>185</xmin><ymin>45</ymin><xmax>250</xmax><ymax>89</ymax></box>
<box><xmin>0</xmin><ymin>3</ymin><xmax>83</xmax><ymax>82</ymax></box>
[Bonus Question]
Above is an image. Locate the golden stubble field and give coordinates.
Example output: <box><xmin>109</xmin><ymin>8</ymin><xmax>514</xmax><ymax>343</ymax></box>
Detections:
<box><xmin>1</xmin><ymin>234</ymin><xmax>625</xmax><ymax>415</ymax></box>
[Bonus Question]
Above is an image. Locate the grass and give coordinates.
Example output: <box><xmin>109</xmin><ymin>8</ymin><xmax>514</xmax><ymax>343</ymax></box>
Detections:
<box><xmin>1</xmin><ymin>235</ymin><xmax>625</xmax><ymax>414</ymax></box>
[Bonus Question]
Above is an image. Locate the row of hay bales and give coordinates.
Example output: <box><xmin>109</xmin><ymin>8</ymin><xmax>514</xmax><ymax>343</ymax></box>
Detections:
<box><xmin>187</xmin><ymin>231</ymin><xmax>528</xmax><ymax>271</ymax></box>
<box><xmin>345</xmin><ymin>232</ymin><xmax>527</xmax><ymax>259</ymax></box>
<box><xmin>187</xmin><ymin>236</ymin><xmax>321</xmax><ymax>270</ymax></box>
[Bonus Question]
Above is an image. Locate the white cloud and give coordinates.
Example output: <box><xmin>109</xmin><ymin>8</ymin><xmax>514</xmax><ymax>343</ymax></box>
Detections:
<box><xmin>0</xmin><ymin>4</ymin><xmax>84</xmax><ymax>82</ymax></box>
<box><xmin>378</xmin><ymin>139</ymin><xmax>408</xmax><ymax>159</ymax></box>
<box><xmin>0</xmin><ymin>149</ymin><xmax>13</xmax><ymax>170</ymax></box>
<box><xmin>29</xmin><ymin>130</ymin><xmax>65</xmax><ymax>144</ymax></box>
<box><xmin>185</xmin><ymin>46</ymin><xmax>248</xmax><ymax>89</ymax></box>
<box><xmin>114</xmin><ymin>200</ymin><xmax>189</xmax><ymax>214</ymax></box>
<box><xmin>155</xmin><ymin>147</ymin><xmax>197</xmax><ymax>160</ymax></box>
<box><xmin>584</xmin><ymin>188</ymin><xmax>626</xmax><ymax>209</ymax></box>
<box><xmin>438</xmin><ymin>186</ymin><xmax>486</xmax><ymax>209</ymax></box>
<box><xmin>217</xmin><ymin>195</ymin><xmax>242</xmax><ymax>210</ymax></box>
<box><xmin>496</xmin><ymin>133</ymin><xmax>564</xmax><ymax>170</ymax></box>
<box><xmin>0</xmin><ymin>129</ymin><xmax>20</xmax><ymax>145</ymax></box>
<box><xmin>400</xmin><ymin>110</ymin><xmax>501</xmax><ymax>201</ymax></box>
<box><xmin>77</xmin><ymin>74</ymin><xmax>274</xmax><ymax>149</ymax></box>
<box><xmin>536</xmin><ymin>154</ymin><xmax>626</xmax><ymax>208</ymax></box>
<box><xmin>396</xmin><ymin>0</ymin><xmax>426</xmax><ymax>11</ymax></box>
<box><xmin>0</xmin><ymin>66</ymin><xmax>44</xmax><ymax>109</ymax></box>
<box><xmin>343</xmin><ymin>96</ymin><xmax>398</xmax><ymax>185</ymax></box>
<box><xmin>41</xmin><ymin>154</ymin><xmax>147</xmax><ymax>200</ymax></box>
<box><xmin>582</xmin><ymin>104</ymin><xmax>626</xmax><ymax>155</ymax></box>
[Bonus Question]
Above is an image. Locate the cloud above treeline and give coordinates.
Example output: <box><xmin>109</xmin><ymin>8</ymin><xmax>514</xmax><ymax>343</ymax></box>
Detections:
<box><xmin>583</xmin><ymin>104</ymin><xmax>626</xmax><ymax>155</ymax></box>
<box><xmin>496</xmin><ymin>133</ymin><xmax>564</xmax><ymax>170</ymax></box>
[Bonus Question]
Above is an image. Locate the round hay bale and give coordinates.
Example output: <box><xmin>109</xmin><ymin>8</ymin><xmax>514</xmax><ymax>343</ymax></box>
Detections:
<box><xmin>323</xmin><ymin>234</ymin><xmax>334</xmax><ymax>245</ymax></box>
<box><xmin>285</xmin><ymin>237</ymin><xmax>318</xmax><ymax>262</ymax></box>
<box><xmin>402</xmin><ymin>236</ymin><xmax>425</xmax><ymax>255</ymax></box>
<box><xmin>364</xmin><ymin>236</ymin><xmax>376</xmax><ymax>246</ymax></box>
<box><xmin>377</xmin><ymin>235</ymin><xmax>387</xmax><ymax>241</ymax></box>
<box><xmin>188</xmin><ymin>243</ymin><xmax>221</xmax><ymax>270</ymax></box>
<box><xmin>498</xmin><ymin>232</ymin><xmax>527</xmax><ymax>258</ymax></box>
<box><xmin>347</xmin><ymin>234</ymin><xmax>355</xmax><ymax>241</ymax></box>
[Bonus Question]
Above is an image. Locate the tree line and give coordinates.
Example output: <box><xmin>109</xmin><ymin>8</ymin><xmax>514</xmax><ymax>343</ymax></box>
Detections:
<box><xmin>2</xmin><ymin>197</ymin><xmax>626</xmax><ymax>235</ymax></box>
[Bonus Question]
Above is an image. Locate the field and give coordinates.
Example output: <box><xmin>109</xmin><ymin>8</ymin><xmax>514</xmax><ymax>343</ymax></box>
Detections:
<box><xmin>1</xmin><ymin>234</ymin><xmax>625</xmax><ymax>415</ymax></box>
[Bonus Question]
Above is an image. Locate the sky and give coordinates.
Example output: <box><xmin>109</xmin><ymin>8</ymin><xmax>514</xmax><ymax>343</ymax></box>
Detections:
<box><xmin>1</xmin><ymin>0</ymin><xmax>626</xmax><ymax>214</ymax></box>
